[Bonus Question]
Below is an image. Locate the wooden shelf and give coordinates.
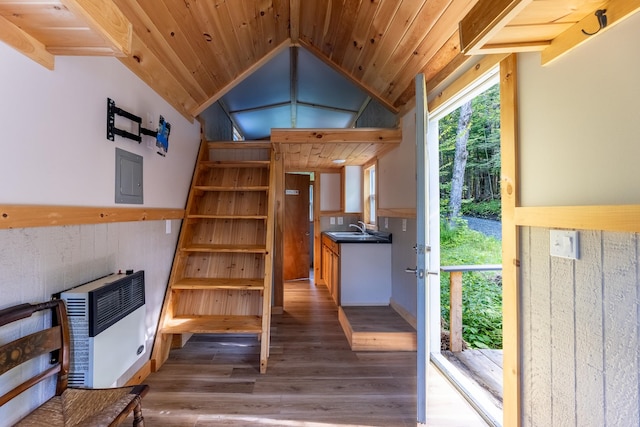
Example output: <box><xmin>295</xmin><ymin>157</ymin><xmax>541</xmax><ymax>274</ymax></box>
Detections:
<box><xmin>181</xmin><ymin>243</ymin><xmax>267</xmax><ymax>253</ymax></box>
<box><xmin>161</xmin><ymin>315</ymin><xmax>263</xmax><ymax>334</ymax></box>
<box><xmin>187</xmin><ymin>214</ymin><xmax>268</xmax><ymax>220</ymax></box>
<box><xmin>173</xmin><ymin>278</ymin><xmax>264</xmax><ymax>290</ymax></box>
<box><xmin>194</xmin><ymin>185</ymin><xmax>269</xmax><ymax>192</ymax></box>
<box><xmin>200</xmin><ymin>160</ymin><xmax>270</xmax><ymax>168</ymax></box>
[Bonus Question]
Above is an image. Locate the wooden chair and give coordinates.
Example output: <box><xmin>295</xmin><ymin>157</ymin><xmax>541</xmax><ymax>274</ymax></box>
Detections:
<box><xmin>0</xmin><ymin>300</ymin><xmax>149</xmax><ymax>426</ymax></box>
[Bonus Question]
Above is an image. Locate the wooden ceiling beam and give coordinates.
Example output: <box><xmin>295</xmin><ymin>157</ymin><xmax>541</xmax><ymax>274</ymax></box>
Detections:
<box><xmin>60</xmin><ymin>0</ymin><xmax>132</xmax><ymax>56</ymax></box>
<box><xmin>290</xmin><ymin>0</ymin><xmax>300</xmax><ymax>43</ymax></box>
<box><xmin>459</xmin><ymin>0</ymin><xmax>533</xmax><ymax>55</ymax></box>
<box><xmin>119</xmin><ymin>32</ymin><xmax>198</xmax><ymax>122</ymax></box>
<box><xmin>541</xmin><ymin>0</ymin><xmax>640</xmax><ymax>65</ymax></box>
<box><xmin>0</xmin><ymin>14</ymin><xmax>54</xmax><ymax>69</ymax></box>
<box><xmin>271</xmin><ymin>128</ymin><xmax>402</xmax><ymax>144</ymax></box>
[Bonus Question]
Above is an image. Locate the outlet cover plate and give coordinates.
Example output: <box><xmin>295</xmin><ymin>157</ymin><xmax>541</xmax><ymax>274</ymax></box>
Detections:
<box><xmin>550</xmin><ymin>230</ymin><xmax>579</xmax><ymax>259</ymax></box>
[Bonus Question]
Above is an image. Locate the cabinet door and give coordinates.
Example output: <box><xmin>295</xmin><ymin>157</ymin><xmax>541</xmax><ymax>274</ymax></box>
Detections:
<box><xmin>321</xmin><ymin>245</ymin><xmax>330</xmax><ymax>286</ymax></box>
<box><xmin>331</xmin><ymin>251</ymin><xmax>339</xmax><ymax>305</ymax></box>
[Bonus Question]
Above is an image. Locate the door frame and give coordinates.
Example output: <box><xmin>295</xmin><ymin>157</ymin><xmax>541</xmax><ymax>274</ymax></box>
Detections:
<box><xmin>415</xmin><ymin>54</ymin><xmax>520</xmax><ymax>427</ymax></box>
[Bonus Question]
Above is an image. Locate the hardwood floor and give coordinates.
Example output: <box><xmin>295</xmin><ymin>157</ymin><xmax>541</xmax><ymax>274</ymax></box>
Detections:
<box><xmin>138</xmin><ymin>279</ymin><xmax>487</xmax><ymax>426</ymax></box>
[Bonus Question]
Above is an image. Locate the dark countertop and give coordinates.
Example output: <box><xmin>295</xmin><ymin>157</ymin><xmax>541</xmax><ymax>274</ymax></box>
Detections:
<box><xmin>322</xmin><ymin>230</ymin><xmax>392</xmax><ymax>244</ymax></box>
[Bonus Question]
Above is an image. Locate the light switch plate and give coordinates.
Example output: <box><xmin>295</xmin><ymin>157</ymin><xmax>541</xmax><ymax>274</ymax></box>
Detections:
<box><xmin>402</xmin><ymin>219</ymin><xmax>407</xmax><ymax>232</ymax></box>
<box><xmin>330</xmin><ymin>217</ymin><xmax>335</xmax><ymax>225</ymax></box>
<box><xmin>337</xmin><ymin>217</ymin><xmax>343</xmax><ymax>225</ymax></box>
<box><xmin>550</xmin><ymin>230</ymin><xmax>579</xmax><ymax>259</ymax></box>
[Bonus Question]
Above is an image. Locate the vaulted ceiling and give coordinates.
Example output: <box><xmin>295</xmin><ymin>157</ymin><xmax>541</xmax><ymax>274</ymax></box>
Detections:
<box><xmin>3</xmin><ymin>0</ymin><xmax>632</xmax><ymax>121</ymax></box>
<box><xmin>2</xmin><ymin>0</ymin><xmax>637</xmax><ymax>169</ymax></box>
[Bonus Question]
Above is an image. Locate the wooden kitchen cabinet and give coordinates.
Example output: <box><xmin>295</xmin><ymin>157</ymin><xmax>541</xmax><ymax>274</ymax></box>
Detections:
<box><xmin>321</xmin><ymin>234</ymin><xmax>340</xmax><ymax>304</ymax></box>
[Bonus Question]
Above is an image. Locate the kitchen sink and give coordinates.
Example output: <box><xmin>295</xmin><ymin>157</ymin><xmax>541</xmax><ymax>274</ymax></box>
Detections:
<box><xmin>324</xmin><ymin>231</ymin><xmax>391</xmax><ymax>243</ymax></box>
<box><xmin>327</xmin><ymin>231</ymin><xmax>369</xmax><ymax>237</ymax></box>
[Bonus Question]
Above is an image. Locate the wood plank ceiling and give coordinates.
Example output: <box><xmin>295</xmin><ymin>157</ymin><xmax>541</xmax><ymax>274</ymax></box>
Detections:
<box><xmin>2</xmin><ymin>0</ymin><xmax>638</xmax><ymax>169</ymax></box>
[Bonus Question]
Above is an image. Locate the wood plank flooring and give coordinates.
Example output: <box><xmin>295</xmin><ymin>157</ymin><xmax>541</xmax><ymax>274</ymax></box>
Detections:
<box><xmin>137</xmin><ymin>280</ymin><xmax>488</xmax><ymax>426</ymax></box>
<box><xmin>339</xmin><ymin>306</ymin><xmax>417</xmax><ymax>351</ymax></box>
<box><xmin>443</xmin><ymin>349</ymin><xmax>504</xmax><ymax>409</ymax></box>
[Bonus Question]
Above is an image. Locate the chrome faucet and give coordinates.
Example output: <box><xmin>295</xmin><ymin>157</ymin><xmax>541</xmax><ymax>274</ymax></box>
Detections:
<box><xmin>349</xmin><ymin>221</ymin><xmax>367</xmax><ymax>235</ymax></box>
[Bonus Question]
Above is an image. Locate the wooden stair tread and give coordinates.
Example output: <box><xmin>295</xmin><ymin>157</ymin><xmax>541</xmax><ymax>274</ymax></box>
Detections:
<box><xmin>200</xmin><ymin>160</ymin><xmax>270</xmax><ymax>168</ymax></box>
<box><xmin>173</xmin><ymin>278</ymin><xmax>264</xmax><ymax>290</ymax></box>
<box><xmin>194</xmin><ymin>185</ymin><xmax>269</xmax><ymax>192</ymax></box>
<box><xmin>161</xmin><ymin>315</ymin><xmax>262</xmax><ymax>334</ymax></box>
<box><xmin>181</xmin><ymin>243</ymin><xmax>267</xmax><ymax>253</ymax></box>
<box><xmin>187</xmin><ymin>214</ymin><xmax>268</xmax><ymax>220</ymax></box>
<box><xmin>152</xmin><ymin>139</ymin><xmax>274</xmax><ymax>374</ymax></box>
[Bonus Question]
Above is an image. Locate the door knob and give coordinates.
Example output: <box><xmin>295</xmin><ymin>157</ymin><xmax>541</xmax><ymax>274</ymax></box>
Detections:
<box><xmin>405</xmin><ymin>267</ymin><xmax>424</xmax><ymax>278</ymax></box>
<box><xmin>405</xmin><ymin>267</ymin><xmax>438</xmax><ymax>277</ymax></box>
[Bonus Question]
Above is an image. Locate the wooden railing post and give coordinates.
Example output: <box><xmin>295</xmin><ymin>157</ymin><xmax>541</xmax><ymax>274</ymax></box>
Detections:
<box><xmin>441</xmin><ymin>264</ymin><xmax>502</xmax><ymax>353</ymax></box>
<box><xmin>449</xmin><ymin>271</ymin><xmax>463</xmax><ymax>352</ymax></box>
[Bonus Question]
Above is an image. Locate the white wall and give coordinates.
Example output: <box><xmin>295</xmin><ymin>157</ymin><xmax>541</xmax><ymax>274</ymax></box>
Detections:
<box><xmin>0</xmin><ymin>43</ymin><xmax>200</xmax><ymax>207</ymax></box>
<box><xmin>378</xmin><ymin>108</ymin><xmax>418</xmax><ymax>317</ymax></box>
<box><xmin>518</xmin><ymin>13</ymin><xmax>640</xmax><ymax>206</ymax></box>
<box><xmin>379</xmin><ymin>109</ymin><xmax>417</xmax><ymax>209</ymax></box>
<box><xmin>0</xmin><ymin>221</ymin><xmax>180</xmax><ymax>425</ymax></box>
<box><xmin>518</xmin><ymin>12</ymin><xmax>640</xmax><ymax>426</ymax></box>
<box><xmin>0</xmin><ymin>43</ymin><xmax>200</xmax><ymax>423</ymax></box>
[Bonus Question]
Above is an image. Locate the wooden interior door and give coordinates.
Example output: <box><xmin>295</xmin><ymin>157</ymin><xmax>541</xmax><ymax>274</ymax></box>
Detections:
<box><xmin>284</xmin><ymin>173</ymin><xmax>310</xmax><ymax>280</ymax></box>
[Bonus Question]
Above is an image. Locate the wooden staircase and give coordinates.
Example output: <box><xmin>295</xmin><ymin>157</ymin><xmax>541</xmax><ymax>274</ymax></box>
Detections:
<box><xmin>151</xmin><ymin>140</ymin><xmax>275</xmax><ymax>373</ymax></box>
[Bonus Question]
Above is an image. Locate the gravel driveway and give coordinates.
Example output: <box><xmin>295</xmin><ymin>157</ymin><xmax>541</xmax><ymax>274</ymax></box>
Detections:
<box><xmin>463</xmin><ymin>216</ymin><xmax>502</xmax><ymax>241</ymax></box>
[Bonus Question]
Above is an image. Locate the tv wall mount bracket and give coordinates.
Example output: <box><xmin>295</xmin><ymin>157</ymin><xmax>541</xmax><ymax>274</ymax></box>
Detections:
<box><xmin>106</xmin><ymin>98</ymin><xmax>157</xmax><ymax>143</ymax></box>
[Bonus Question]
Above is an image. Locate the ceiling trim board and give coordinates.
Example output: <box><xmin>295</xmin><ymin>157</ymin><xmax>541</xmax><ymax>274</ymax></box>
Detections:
<box><xmin>0</xmin><ymin>14</ymin><xmax>55</xmax><ymax>70</ymax></box>
<box><xmin>291</xmin><ymin>45</ymin><xmax>298</xmax><ymax>128</ymax></box>
<box><xmin>459</xmin><ymin>0</ymin><xmax>533</xmax><ymax>55</ymax></box>
<box><xmin>271</xmin><ymin>128</ymin><xmax>402</xmax><ymax>144</ymax></box>
<box><xmin>428</xmin><ymin>53</ymin><xmax>507</xmax><ymax>116</ymax></box>
<box><xmin>541</xmin><ymin>0</ymin><xmax>640</xmax><ymax>66</ymax></box>
<box><xmin>60</xmin><ymin>0</ymin><xmax>132</xmax><ymax>56</ymax></box>
<box><xmin>119</xmin><ymin>33</ymin><xmax>197</xmax><ymax>122</ymax></box>
<box><xmin>290</xmin><ymin>0</ymin><xmax>300</xmax><ymax>43</ymax></box>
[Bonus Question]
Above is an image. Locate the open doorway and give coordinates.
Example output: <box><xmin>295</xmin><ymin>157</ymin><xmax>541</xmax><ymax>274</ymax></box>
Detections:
<box><xmin>283</xmin><ymin>172</ymin><xmax>313</xmax><ymax>281</ymax></box>
<box><xmin>423</xmin><ymin>68</ymin><xmax>504</xmax><ymax>426</ymax></box>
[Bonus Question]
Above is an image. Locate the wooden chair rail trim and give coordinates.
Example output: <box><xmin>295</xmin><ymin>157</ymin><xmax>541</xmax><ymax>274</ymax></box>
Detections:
<box><xmin>377</xmin><ymin>208</ymin><xmax>417</xmax><ymax>219</ymax></box>
<box><xmin>0</xmin><ymin>205</ymin><xmax>185</xmax><ymax>230</ymax></box>
<box><xmin>515</xmin><ymin>204</ymin><xmax>640</xmax><ymax>232</ymax></box>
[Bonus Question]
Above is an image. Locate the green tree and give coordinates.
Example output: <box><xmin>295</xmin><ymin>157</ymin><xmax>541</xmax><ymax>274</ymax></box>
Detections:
<box><xmin>439</xmin><ymin>83</ymin><xmax>501</xmax><ymax>219</ymax></box>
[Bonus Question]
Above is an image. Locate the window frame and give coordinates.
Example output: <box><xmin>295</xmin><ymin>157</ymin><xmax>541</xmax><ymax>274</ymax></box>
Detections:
<box><xmin>362</xmin><ymin>159</ymin><xmax>377</xmax><ymax>228</ymax></box>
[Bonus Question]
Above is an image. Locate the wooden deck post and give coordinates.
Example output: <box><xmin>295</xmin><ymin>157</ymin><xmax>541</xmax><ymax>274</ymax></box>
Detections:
<box><xmin>441</xmin><ymin>264</ymin><xmax>502</xmax><ymax>354</ymax></box>
<box><xmin>449</xmin><ymin>271</ymin><xmax>463</xmax><ymax>352</ymax></box>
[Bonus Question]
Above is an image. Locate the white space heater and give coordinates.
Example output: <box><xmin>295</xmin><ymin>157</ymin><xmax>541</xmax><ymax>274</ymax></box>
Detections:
<box><xmin>59</xmin><ymin>271</ymin><xmax>146</xmax><ymax>388</ymax></box>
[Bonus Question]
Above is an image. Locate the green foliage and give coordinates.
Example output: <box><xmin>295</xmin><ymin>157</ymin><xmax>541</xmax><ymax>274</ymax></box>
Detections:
<box><xmin>439</xmin><ymin>84</ymin><xmax>501</xmax><ymax>204</ymax></box>
<box><xmin>460</xmin><ymin>199</ymin><xmax>502</xmax><ymax>220</ymax></box>
<box><xmin>440</xmin><ymin>219</ymin><xmax>503</xmax><ymax>349</ymax></box>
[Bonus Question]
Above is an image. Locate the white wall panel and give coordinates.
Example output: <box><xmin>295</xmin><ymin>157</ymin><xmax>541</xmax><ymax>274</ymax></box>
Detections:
<box><xmin>0</xmin><ymin>43</ymin><xmax>200</xmax><ymax>207</ymax></box>
<box><xmin>518</xmin><ymin>13</ymin><xmax>640</xmax><ymax>206</ymax></box>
